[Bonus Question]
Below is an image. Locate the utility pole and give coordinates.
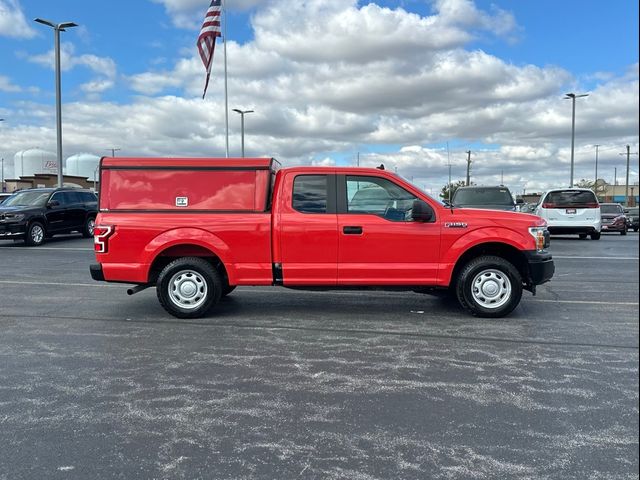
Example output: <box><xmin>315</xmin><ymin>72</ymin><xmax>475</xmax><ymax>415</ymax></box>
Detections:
<box><xmin>620</xmin><ymin>145</ymin><xmax>638</xmax><ymax>207</ymax></box>
<box><xmin>447</xmin><ymin>142</ymin><xmax>452</xmax><ymax>203</ymax></box>
<box><xmin>106</xmin><ymin>148</ymin><xmax>120</xmax><ymax>157</ymax></box>
<box><xmin>357</xmin><ymin>152</ymin><xmax>360</xmax><ymax>167</ymax></box>
<box><xmin>465</xmin><ymin>150</ymin><xmax>471</xmax><ymax>186</ymax></box>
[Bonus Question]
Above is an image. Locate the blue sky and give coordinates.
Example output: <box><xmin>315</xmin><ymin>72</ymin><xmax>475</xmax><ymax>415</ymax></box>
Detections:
<box><xmin>0</xmin><ymin>0</ymin><xmax>638</xmax><ymax>193</ymax></box>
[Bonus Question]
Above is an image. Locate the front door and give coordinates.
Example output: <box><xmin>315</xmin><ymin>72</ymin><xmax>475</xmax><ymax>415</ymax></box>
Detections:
<box><xmin>336</xmin><ymin>175</ymin><xmax>441</xmax><ymax>285</ymax></box>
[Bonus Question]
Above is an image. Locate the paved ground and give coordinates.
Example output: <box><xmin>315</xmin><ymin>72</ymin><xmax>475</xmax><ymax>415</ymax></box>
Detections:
<box><xmin>0</xmin><ymin>233</ymin><xmax>638</xmax><ymax>479</ymax></box>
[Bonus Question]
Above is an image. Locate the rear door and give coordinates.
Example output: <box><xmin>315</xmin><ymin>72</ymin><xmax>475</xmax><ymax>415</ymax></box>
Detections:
<box><xmin>277</xmin><ymin>173</ymin><xmax>338</xmax><ymax>285</ymax></box>
<box><xmin>336</xmin><ymin>174</ymin><xmax>440</xmax><ymax>284</ymax></box>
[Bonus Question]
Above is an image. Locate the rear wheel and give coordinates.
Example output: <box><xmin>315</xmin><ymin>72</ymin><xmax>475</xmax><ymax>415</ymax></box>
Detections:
<box><xmin>578</xmin><ymin>233</ymin><xmax>588</xmax><ymax>239</ymax></box>
<box><xmin>82</xmin><ymin>216</ymin><xmax>95</xmax><ymax>238</ymax></box>
<box><xmin>156</xmin><ymin>257</ymin><xmax>222</xmax><ymax>318</ymax></box>
<box><xmin>621</xmin><ymin>226</ymin><xmax>627</xmax><ymax>236</ymax></box>
<box><xmin>590</xmin><ymin>232</ymin><xmax>601</xmax><ymax>240</ymax></box>
<box><xmin>456</xmin><ymin>255</ymin><xmax>523</xmax><ymax>318</ymax></box>
<box><xmin>25</xmin><ymin>222</ymin><xmax>46</xmax><ymax>246</ymax></box>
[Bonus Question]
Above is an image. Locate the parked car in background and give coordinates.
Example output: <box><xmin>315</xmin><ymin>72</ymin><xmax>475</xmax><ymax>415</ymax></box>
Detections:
<box><xmin>625</xmin><ymin>206</ymin><xmax>639</xmax><ymax>232</ymax></box>
<box><xmin>451</xmin><ymin>186</ymin><xmax>517</xmax><ymax>211</ymax></box>
<box><xmin>535</xmin><ymin>188</ymin><xmax>601</xmax><ymax>240</ymax></box>
<box><xmin>0</xmin><ymin>187</ymin><xmax>98</xmax><ymax>246</ymax></box>
<box><xmin>600</xmin><ymin>203</ymin><xmax>628</xmax><ymax>235</ymax></box>
<box><xmin>0</xmin><ymin>193</ymin><xmax>13</xmax><ymax>204</ymax></box>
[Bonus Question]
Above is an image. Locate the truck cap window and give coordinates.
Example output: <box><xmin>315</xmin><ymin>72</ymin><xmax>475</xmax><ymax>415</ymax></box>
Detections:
<box><xmin>293</xmin><ymin>175</ymin><xmax>328</xmax><ymax>213</ymax></box>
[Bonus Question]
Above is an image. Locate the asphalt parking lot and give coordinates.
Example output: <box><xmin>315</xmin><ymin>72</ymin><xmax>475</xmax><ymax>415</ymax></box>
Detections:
<box><xmin>0</xmin><ymin>233</ymin><xmax>638</xmax><ymax>480</ymax></box>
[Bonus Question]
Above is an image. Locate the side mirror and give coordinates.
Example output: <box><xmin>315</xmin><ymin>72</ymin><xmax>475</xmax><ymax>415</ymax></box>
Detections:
<box><xmin>412</xmin><ymin>199</ymin><xmax>434</xmax><ymax>222</ymax></box>
<box><xmin>48</xmin><ymin>200</ymin><xmax>60</xmax><ymax>208</ymax></box>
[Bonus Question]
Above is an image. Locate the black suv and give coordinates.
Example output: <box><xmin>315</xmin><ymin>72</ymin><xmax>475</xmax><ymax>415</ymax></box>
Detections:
<box><xmin>451</xmin><ymin>186</ymin><xmax>517</xmax><ymax>211</ymax></box>
<box><xmin>0</xmin><ymin>187</ymin><xmax>97</xmax><ymax>246</ymax></box>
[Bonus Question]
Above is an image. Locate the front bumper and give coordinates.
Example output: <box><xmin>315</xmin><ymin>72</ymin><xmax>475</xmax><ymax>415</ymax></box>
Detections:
<box><xmin>523</xmin><ymin>250</ymin><xmax>554</xmax><ymax>286</ymax></box>
<box><xmin>0</xmin><ymin>223</ymin><xmax>26</xmax><ymax>239</ymax></box>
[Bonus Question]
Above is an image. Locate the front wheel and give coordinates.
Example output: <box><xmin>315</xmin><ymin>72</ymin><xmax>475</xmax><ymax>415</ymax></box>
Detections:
<box><xmin>621</xmin><ymin>227</ymin><xmax>627</xmax><ymax>236</ymax></box>
<box><xmin>456</xmin><ymin>255</ymin><xmax>523</xmax><ymax>318</ymax></box>
<box><xmin>25</xmin><ymin>222</ymin><xmax>46</xmax><ymax>246</ymax></box>
<box><xmin>156</xmin><ymin>257</ymin><xmax>222</xmax><ymax>318</ymax></box>
<box><xmin>590</xmin><ymin>232</ymin><xmax>601</xmax><ymax>240</ymax></box>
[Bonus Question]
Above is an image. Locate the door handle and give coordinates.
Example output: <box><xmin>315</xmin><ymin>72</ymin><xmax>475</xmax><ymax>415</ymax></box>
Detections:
<box><xmin>343</xmin><ymin>226</ymin><xmax>363</xmax><ymax>235</ymax></box>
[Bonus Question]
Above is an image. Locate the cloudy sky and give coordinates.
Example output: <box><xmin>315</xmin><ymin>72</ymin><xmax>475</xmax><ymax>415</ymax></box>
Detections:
<box><xmin>0</xmin><ymin>0</ymin><xmax>638</xmax><ymax>194</ymax></box>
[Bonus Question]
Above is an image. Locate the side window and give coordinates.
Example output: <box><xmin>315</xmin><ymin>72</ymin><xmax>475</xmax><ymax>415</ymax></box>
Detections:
<box><xmin>292</xmin><ymin>175</ymin><xmax>328</xmax><ymax>214</ymax></box>
<box><xmin>64</xmin><ymin>191</ymin><xmax>82</xmax><ymax>204</ymax></box>
<box><xmin>50</xmin><ymin>192</ymin><xmax>66</xmax><ymax>206</ymax></box>
<box><xmin>346</xmin><ymin>176</ymin><xmax>418</xmax><ymax>221</ymax></box>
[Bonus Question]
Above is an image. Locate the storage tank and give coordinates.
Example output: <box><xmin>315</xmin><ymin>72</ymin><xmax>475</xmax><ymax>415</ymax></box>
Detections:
<box><xmin>65</xmin><ymin>153</ymin><xmax>100</xmax><ymax>180</ymax></box>
<box><xmin>13</xmin><ymin>148</ymin><xmax>58</xmax><ymax>177</ymax></box>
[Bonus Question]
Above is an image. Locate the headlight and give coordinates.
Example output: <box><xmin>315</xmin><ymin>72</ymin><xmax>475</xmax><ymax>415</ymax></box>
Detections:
<box><xmin>528</xmin><ymin>226</ymin><xmax>547</xmax><ymax>251</ymax></box>
<box><xmin>5</xmin><ymin>213</ymin><xmax>25</xmax><ymax>221</ymax></box>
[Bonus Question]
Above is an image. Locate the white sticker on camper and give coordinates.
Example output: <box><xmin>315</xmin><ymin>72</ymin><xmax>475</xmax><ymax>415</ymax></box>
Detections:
<box><xmin>176</xmin><ymin>197</ymin><xmax>188</xmax><ymax>207</ymax></box>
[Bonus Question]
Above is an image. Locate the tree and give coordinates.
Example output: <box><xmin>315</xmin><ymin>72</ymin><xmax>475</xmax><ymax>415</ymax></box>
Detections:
<box><xmin>440</xmin><ymin>180</ymin><xmax>467</xmax><ymax>203</ymax></box>
<box><xmin>574</xmin><ymin>179</ymin><xmax>594</xmax><ymax>189</ymax></box>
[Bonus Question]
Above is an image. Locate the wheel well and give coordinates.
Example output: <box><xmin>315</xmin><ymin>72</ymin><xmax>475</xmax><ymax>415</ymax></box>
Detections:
<box><xmin>450</xmin><ymin>242</ymin><xmax>528</xmax><ymax>288</ymax></box>
<box><xmin>147</xmin><ymin>244</ymin><xmax>229</xmax><ymax>286</ymax></box>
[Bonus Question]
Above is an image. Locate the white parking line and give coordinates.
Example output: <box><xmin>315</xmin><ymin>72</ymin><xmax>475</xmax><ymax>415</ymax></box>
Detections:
<box><xmin>553</xmin><ymin>255</ymin><xmax>639</xmax><ymax>260</ymax></box>
<box><xmin>0</xmin><ymin>280</ymin><xmax>122</xmax><ymax>288</ymax></box>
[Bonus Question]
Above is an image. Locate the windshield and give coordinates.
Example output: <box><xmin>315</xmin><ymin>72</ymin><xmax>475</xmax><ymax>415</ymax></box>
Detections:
<box><xmin>2</xmin><ymin>191</ymin><xmax>51</xmax><ymax>207</ymax></box>
<box><xmin>453</xmin><ymin>188</ymin><xmax>514</xmax><ymax>206</ymax></box>
<box><xmin>601</xmin><ymin>204</ymin><xmax>623</xmax><ymax>214</ymax></box>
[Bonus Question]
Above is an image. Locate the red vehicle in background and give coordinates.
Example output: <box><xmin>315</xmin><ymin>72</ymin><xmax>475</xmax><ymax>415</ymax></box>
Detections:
<box><xmin>90</xmin><ymin>157</ymin><xmax>554</xmax><ymax>319</ymax></box>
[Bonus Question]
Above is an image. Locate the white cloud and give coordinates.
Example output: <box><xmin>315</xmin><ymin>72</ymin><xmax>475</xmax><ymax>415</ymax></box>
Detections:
<box><xmin>0</xmin><ymin>75</ymin><xmax>23</xmax><ymax>92</ymax></box>
<box><xmin>0</xmin><ymin>0</ymin><xmax>36</xmax><ymax>38</ymax></box>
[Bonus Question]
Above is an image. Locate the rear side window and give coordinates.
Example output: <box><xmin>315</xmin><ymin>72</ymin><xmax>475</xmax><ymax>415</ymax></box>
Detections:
<box><xmin>293</xmin><ymin>175</ymin><xmax>328</xmax><ymax>213</ymax></box>
<box><xmin>543</xmin><ymin>190</ymin><xmax>598</xmax><ymax>208</ymax></box>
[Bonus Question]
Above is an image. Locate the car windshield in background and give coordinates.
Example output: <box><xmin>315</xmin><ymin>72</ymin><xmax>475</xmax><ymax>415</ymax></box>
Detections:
<box><xmin>545</xmin><ymin>190</ymin><xmax>597</xmax><ymax>207</ymax></box>
<box><xmin>601</xmin><ymin>204</ymin><xmax>623</xmax><ymax>214</ymax></box>
<box><xmin>453</xmin><ymin>188</ymin><xmax>513</xmax><ymax>206</ymax></box>
<box><xmin>2</xmin><ymin>191</ymin><xmax>50</xmax><ymax>207</ymax></box>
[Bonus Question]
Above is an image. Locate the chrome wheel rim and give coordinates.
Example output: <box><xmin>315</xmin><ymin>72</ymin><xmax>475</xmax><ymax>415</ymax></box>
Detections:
<box><xmin>87</xmin><ymin>219</ymin><xmax>95</xmax><ymax>235</ymax></box>
<box><xmin>31</xmin><ymin>225</ymin><xmax>44</xmax><ymax>244</ymax></box>
<box><xmin>471</xmin><ymin>269</ymin><xmax>511</xmax><ymax>309</ymax></box>
<box><xmin>168</xmin><ymin>270</ymin><xmax>208</xmax><ymax>310</ymax></box>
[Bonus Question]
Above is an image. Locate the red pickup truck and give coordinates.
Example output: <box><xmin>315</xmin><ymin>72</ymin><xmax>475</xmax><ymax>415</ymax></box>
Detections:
<box><xmin>90</xmin><ymin>157</ymin><xmax>554</xmax><ymax>318</ymax></box>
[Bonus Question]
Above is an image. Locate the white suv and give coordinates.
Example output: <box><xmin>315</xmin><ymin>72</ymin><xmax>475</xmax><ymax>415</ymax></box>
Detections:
<box><xmin>535</xmin><ymin>188</ymin><xmax>601</xmax><ymax>240</ymax></box>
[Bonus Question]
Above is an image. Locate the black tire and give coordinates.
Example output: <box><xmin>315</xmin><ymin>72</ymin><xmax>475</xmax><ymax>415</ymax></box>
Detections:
<box><xmin>590</xmin><ymin>232</ymin><xmax>601</xmax><ymax>240</ymax></box>
<box><xmin>634</xmin><ymin>227</ymin><xmax>639</xmax><ymax>232</ymax></box>
<box><xmin>455</xmin><ymin>255</ymin><xmax>523</xmax><ymax>318</ymax></box>
<box><xmin>578</xmin><ymin>233</ymin><xmax>588</xmax><ymax>239</ymax></box>
<box><xmin>156</xmin><ymin>257</ymin><xmax>222</xmax><ymax>318</ymax></box>
<box><xmin>25</xmin><ymin>222</ymin><xmax>46</xmax><ymax>246</ymax></box>
<box><xmin>621</xmin><ymin>227</ymin><xmax>627</xmax><ymax>236</ymax></box>
<box><xmin>82</xmin><ymin>216</ymin><xmax>96</xmax><ymax>238</ymax></box>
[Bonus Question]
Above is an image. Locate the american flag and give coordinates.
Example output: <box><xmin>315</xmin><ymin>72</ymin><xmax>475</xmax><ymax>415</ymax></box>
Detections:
<box><xmin>197</xmin><ymin>0</ymin><xmax>222</xmax><ymax>99</ymax></box>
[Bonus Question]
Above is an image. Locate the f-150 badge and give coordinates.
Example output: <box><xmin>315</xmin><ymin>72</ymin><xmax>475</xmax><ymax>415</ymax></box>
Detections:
<box><xmin>445</xmin><ymin>222</ymin><xmax>468</xmax><ymax>228</ymax></box>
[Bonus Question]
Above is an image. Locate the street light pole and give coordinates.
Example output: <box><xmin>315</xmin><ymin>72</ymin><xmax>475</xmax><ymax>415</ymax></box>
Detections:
<box><xmin>34</xmin><ymin>18</ymin><xmax>78</xmax><ymax>188</ymax></box>
<box><xmin>564</xmin><ymin>92</ymin><xmax>589</xmax><ymax>188</ymax></box>
<box><xmin>593</xmin><ymin>144</ymin><xmax>600</xmax><ymax>198</ymax></box>
<box><xmin>106</xmin><ymin>148</ymin><xmax>121</xmax><ymax>157</ymax></box>
<box><xmin>232</xmin><ymin>109</ymin><xmax>254</xmax><ymax>157</ymax></box>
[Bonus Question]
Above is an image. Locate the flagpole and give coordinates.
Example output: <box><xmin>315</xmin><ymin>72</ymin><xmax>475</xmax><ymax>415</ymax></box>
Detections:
<box><xmin>223</xmin><ymin>0</ymin><xmax>229</xmax><ymax>157</ymax></box>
